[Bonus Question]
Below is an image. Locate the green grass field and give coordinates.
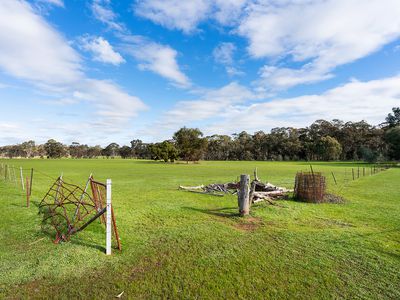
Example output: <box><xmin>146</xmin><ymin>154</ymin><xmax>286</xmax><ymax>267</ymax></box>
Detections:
<box><xmin>0</xmin><ymin>159</ymin><xmax>399</xmax><ymax>299</ymax></box>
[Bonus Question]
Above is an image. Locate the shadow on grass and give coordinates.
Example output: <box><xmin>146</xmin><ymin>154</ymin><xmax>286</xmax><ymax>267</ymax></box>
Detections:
<box><xmin>39</xmin><ymin>222</ymin><xmax>106</xmax><ymax>253</ymax></box>
<box><xmin>70</xmin><ymin>238</ymin><xmax>106</xmax><ymax>253</ymax></box>
<box><xmin>182</xmin><ymin>206</ymin><xmax>239</xmax><ymax>218</ymax></box>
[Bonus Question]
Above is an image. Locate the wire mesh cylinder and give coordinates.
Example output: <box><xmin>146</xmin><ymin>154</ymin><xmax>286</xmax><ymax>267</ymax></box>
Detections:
<box><xmin>294</xmin><ymin>172</ymin><xmax>326</xmax><ymax>203</ymax></box>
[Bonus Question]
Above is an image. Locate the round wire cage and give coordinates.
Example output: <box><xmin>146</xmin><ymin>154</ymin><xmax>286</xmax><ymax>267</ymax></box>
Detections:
<box><xmin>294</xmin><ymin>172</ymin><xmax>326</xmax><ymax>203</ymax></box>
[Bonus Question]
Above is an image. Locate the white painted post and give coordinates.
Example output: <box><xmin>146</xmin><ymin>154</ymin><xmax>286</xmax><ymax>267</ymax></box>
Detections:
<box><xmin>106</xmin><ymin>179</ymin><xmax>112</xmax><ymax>255</ymax></box>
<box><xmin>20</xmin><ymin>167</ymin><xmax>25</xmax><ymax>190</ymax></box>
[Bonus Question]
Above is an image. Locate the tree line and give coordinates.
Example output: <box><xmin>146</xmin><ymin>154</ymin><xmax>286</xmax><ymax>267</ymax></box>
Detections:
<box><xmin>1</xmin><ymin>108</ymin><xmax>399</xmax><ymax>162</ymax></box>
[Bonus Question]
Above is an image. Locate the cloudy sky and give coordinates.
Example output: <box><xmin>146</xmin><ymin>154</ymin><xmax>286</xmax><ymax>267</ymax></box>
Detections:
<box><xmin>0</xmin><ymin>0</ymin><xmax>400</xmax><ymax>146</ymax></box>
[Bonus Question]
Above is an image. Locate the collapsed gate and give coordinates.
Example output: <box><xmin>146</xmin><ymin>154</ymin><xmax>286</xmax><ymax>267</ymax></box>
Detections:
<box><xmin>39</xmin><ymin>175</ymin><xmax>121</xmax><ymax>252</ymax></box>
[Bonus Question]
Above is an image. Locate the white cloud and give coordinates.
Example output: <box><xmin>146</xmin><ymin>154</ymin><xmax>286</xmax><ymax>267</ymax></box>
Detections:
<box><xmin>238</xmin><ymin>0</ymin><xmax>400</xmax><ymax>89</ymax></box>
<box><xmin>213</xmin><ymin>42</ymin><xmax>243</xmax><ymax>76</ymax></box>
<box><xmin>213</xmin><ymin>0</ymin><xmax>247</xmax><ymax>26</ymax></box>
<box><xmin>0</xmin><ymin>0</ymin><xmax>146</xmax><ymax>136</ymax></box>
<box><xmin>0</xmin><ymin>0</ymin><xmax>81</xmax><ymax>85</ymax></box>
<box><xmin>134</xmin><ymin>0</ymin><xmax>400</xmax><ymax>90</ymax></box>
<box><xmin>134</xmin><ymin>0</ymin><xmax>211</xmax><ymax>33</ymax></box>
<box><xmin>0</xmin><ymin>122</ymin><xmax>25</xmax><ymax>145</ymax></box>
<box><xmin>35</xmin><ymin>0</ymin><xmax>64</xmax><ymax>7</ymax></box>
<box><xmin>122</xmin><ymin>36</ymin><xmax>190</xmax><ymax>88</ymax></box>
<box><xmin>134</xmin><ymin>0</ymin><xmax>247</xmax><ymax>33</ymax></box>
<box><xmin>90</xmin><ymin>0</ymin><xmax>125</xmax><ymax>32</ymax></box>
<box><xmin>213</xmin><ymin>42</ymin><xmax>236</xmax><ymax>65</ymax></box>
<box><xmin>164</xmin><ymin>82</ymin><xmax>254</xmax><ymax>123</ymax></box>
<box><xmin>76</xmin><ymin>79</ymin><xmax>147</xmax><ymax>125</ymax></box>
<box><xmin>79</xmin><ymin>36</ymin><xmax>125</xmax><ymax>65</ymax></box>
<box><xmin>207</xmin><ymin>76</ymin><xmax>400</xmax><ymax>135</ymax></box>
<box><xmin>145</xmin><ymin>75</ymin><xmax>400</xmax><ymax>139</ymax></box>
<box><xmin>88</xmin><ymin>2</ymin><xmax>192</xmax><ymax>87</ymax></box>
<box><xmin>139</xmin><ymin>82</ymin><xmax>255</xmax><ymax>139</ymax></box>
<box><xmin>256</xmin><ymin>65</ymin><xmax>333</xmax><ymax>92</ymax></box>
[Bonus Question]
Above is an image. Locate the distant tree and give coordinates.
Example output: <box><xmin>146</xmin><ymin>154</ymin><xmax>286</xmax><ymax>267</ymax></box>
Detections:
<box><xmin>231</xmin><ymin>131</ymin><xmax>254</xmax><ymax>160</ymax></box>
<box><xmin>252</xmin><ymin>131</ymin><xmax>269</xmax><ymax>161</ymax></box>
<box><xmin>360</xmin><ymin>146</ymin><xmax>379</xmax><ymax>163</ymax></box>
<box><xmin>4</xmin><ymin>145</ymin><xmax>24</xmax><ymax>158</ymax></box>
<box><xmin>385</xmin><ymin>126</ymin><xmax>400</xmax><ymax>160</ymax></box>
<box><xmin>149</xmin><ymin>141</ymin><xmax>178</xmax><ymax>162</ymax></box>
<box><xmin>130</xmin><ymin>139</ymin><xmax>150</xmax><ymax>158</ymax></box>
<box><xmin>44</xmin><ymin>139</ymin><xmax>66</xmax><ymax>158</ymax></box>
<box><xmin>102</xmin><ymin>143</ymin><xmax>119</xmax><ymax>158</ymax></box>
<box><xmin>205</xmin><ymin>135</ymin><xmax>233</xmax><ymax>160</ymax></box>
<box><xmin>36</xmin><ymin>144</ymin><xmax>47</xmax><ymax>158</ymax></box>
<box><xmin>268</xmin><ymin>127</ymin><xmax>301</xmax><ymax>160</ymax></box>
<box><xmin>385</xmin><ymin>107</ymin><xmax>400</xmax><ymax>128</ymax></box>
<box><xmin>119</xmin><ymin>146</ymin><xmax>133</xmax><ymax>159</ymax></box>
<box><xmin>173</xmin><ymin>127</ymin><xmax>207</xmax><ymax>162</ymax></box>
<box><xmin>87</xmin><ymin>145</ymin><xmax>102</xmax><ymax>158</ymax></box>
<box><xmin>69</xmin><ymin>142</ymin><xmax>89</xmax><ymax>158</ymax></box>
<box><xmin>316</xmin><ymin>136</ymin><xmax>342</xmax><ymax>161</ymax></box>
<box><xmin>21</xmin><ymin>140</ymin><xmax>36</xmax><ymax>157</ymax></box>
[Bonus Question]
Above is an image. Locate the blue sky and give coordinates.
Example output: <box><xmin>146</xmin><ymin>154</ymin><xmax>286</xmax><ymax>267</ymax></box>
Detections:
<box><xmin>0</xmin><ymin>0</ymin><xmax>400</xmax><ymax>146</ymax></box>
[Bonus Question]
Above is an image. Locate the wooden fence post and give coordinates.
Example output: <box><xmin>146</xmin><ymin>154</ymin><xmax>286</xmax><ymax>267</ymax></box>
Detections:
<box><xmin>238</xmin><ymin>174</ymin><xmax>250</xmax><ymax>216</ymax></box>
<box><xmin>26</xmin><ymin>177</ymin><xmax>30</xmax><ymax>207</ymax></box>
<box><xmin>106</xmin><ymin>179</ymin><xmax>112</xmax><ymax>255</ymax></box>
<box><xmin>352</xmin><ymin>168</ymin><xmax>355</xmax><ymax>180</ymax></box>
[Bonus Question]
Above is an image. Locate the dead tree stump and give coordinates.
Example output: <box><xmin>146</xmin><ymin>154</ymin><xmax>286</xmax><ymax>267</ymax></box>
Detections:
<box><xmin>294</xmin><ymin>172</ymin><xmax>326</xmax><ymax>203</ymax></box>
<box><xmin>238</xmin><ymin>174</ymin><xmax>250</xmax><ymax>216</ymax></box>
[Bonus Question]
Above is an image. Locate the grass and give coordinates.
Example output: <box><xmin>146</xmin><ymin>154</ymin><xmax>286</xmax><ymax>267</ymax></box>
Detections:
<box><xmin>0</xmin><ymin>159</ymin><xmax>399</xmax><ymax>299</ymax></box>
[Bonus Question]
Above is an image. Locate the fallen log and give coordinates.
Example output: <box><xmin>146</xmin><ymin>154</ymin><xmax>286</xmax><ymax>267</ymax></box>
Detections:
<box><xmin>179</xmin><ymin>185</ymin><xmax>204</xmax><ymax>190</ymax></box>
<box><xmin>253</xmin><ymin>191</ymin><xmax>287</xmax><ymax>197</ymax></box>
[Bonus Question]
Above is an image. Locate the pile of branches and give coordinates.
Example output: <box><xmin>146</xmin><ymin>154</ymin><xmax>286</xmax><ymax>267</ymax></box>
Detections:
<box><xmin>179</xmin><ymin>169</ymin><xmax>292</xmax><ymax>205</ymax></box>
<box><xmin>250</xmin><ymin>180</ymin><xmax>292</xmax><ymax>205</ymax></box>
<box><xmin>179</xmin><ymin>182</ymin><xmax>238</xmax><ymax>196</ymax></box>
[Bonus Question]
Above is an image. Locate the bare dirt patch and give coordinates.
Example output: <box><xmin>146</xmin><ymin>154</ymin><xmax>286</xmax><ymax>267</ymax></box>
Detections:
<box><xmin>234</xmin><ymin>216</ymin><xmax>264</xmax><ymax>232</ymax></box>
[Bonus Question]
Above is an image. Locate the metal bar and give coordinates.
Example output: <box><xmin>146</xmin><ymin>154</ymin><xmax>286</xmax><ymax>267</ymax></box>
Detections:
<box><xmin>89</xmin><ymin>179</ymin><xmax>107</xmax><ymax>187</ymax></box>
<box><xmin>111</xmin><ymin>205</ymin><xmax>121</xmax><ymax>251</ymax></box>
<box><xmin>106</xmin><ymin>179</ymin><xmax>112</xmax><ymax>255</ymax></box>
<box><xmin>71</xmin><ymin>207</ymin><xmax>106</xmax><ymax>234</ymax></box>
<box><xmin>72</xmin><ymin>174</ymin><xmax>92</xmax><ymax>223</ymax></box>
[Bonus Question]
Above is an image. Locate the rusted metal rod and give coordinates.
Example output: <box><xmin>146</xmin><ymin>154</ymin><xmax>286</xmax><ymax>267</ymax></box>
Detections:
<box><xmin>70</xmin><ymin>207</ymin><xmax>106</xmax><ymax>234</ymax></box>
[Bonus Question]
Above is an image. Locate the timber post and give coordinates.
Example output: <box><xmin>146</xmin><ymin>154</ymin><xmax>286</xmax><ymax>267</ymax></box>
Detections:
<box><xmin>238</xmin><ymin>174</ymin><xmax>250</xmax><ymax>216</ymax></box>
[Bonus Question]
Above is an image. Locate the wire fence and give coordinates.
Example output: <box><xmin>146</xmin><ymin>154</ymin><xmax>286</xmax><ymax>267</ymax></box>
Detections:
<box><xmin>0</xmin><ymin>161</ymin><xmax>121</xmax><ymax>253</ymax></box>
<box><xmin>0</xmin><ymin>162</ymin><xmax>90</xmax><ymax>207</ymax></box>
